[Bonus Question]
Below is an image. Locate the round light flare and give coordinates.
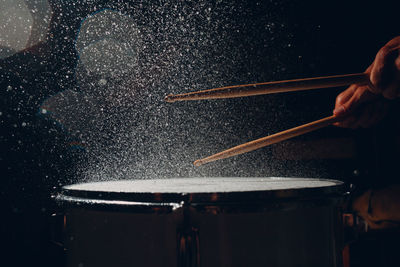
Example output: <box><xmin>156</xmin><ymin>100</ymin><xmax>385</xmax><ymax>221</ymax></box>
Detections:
<box><xmin>0</xmin><ymin>0</ymin><xmax>52</xmax><ymax>59</ymax></box>
<box><xmin>79</xmin><ymin>38</ymin><xmax>138</xmax><ymax>78</ymax></box>
<box><xmin>75</xmin><ymin>9</ymin><xmax>140</xmax><ymax>81</ymax></box>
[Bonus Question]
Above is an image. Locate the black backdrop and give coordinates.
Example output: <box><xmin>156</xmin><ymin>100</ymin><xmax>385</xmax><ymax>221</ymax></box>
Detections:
<box><xmin>1</xmin><ymin>1</ymin><xmax>399</xmax><ymax>266</ymax></box>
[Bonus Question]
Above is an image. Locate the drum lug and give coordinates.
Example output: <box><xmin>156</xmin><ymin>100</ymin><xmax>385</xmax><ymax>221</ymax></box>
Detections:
<box><xmin>343</xmin><ymin>212</ymin><xmax>369</xmax><ymax>244</ymax></box>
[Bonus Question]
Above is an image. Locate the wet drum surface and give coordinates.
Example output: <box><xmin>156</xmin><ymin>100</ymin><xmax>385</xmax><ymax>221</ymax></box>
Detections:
<box><xmin>64</xmin><ymin>177</ymin><xmax>341</xmax><ymax>193</ymax></box>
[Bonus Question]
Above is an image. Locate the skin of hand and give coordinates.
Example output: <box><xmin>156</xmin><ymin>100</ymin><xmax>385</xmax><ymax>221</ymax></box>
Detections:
<box><xmin>333</xmin><ymin>36</ymin><xmax>400</xmax><ymax>128</ymax></box>
<box><xmin>352</xmin><ymin>186</ymin><xmax>400</xmax><ymax>230</ymax></box>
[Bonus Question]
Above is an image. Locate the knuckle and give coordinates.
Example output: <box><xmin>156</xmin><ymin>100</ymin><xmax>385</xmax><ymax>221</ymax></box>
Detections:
<box><xmin>353</xmin><ymin>89</ymin><xmax>363</xmax><ymax>99</ymax></box>
<box><xmin>370</xmin><ymin>69</ymin><xmax>384</xmax><ymax>92</ymax></box>
<box><xmin>335</xmin><ymin>94</ymin><xmax>344</xmax><ymax>105</ymax></box>
<box><xmin>388</xmin><ymin>36</ymin><xmax>400</xmax><ymax>46</ymax></box>
<box><xmin>395</xmin><ymin>57</ymin><xmax>400</xmax><ymax>70</ymax></box>
<box><xmin>377</xmin><ymin>46</ymin><xmax>392</xmax><ymax>60</ymax></box>
<box><xmin>335</xmin><ymin>89</ymin><xmax>350</xmax><ymax>105</ymax></box>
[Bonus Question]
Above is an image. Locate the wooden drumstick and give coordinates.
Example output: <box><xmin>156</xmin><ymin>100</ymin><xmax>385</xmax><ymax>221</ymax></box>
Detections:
<box><xmin>193</xmin><ymin>115</ymin><xmax>339</xmax><ymax>166</ymax></box>
<box><xmin>165</xmin><ymin>73</ymin><xmax>369</xmax><ymax>102</ymax></box>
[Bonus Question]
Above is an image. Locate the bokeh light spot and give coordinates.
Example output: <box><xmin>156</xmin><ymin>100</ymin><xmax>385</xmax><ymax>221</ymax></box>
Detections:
<box><xmin>0</xmin><ymin>0</ymin><xmax>52</xmax><ymax>59</ymax></box>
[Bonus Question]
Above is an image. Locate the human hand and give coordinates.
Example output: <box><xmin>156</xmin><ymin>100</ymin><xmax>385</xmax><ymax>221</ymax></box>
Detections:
<box><xmin>333</xmin><ymin>36</ymin><xmax>400</xmax><ymax>128</ymax></box>
<box><xmin>369</xmin><ymin>36</ymin><xmax>400</xmax><ymax>99</ymax></box>
<box><xmin>333</xmin><ymin>83</ymin><xmax>389</xmax><ymax>128</ymax></box>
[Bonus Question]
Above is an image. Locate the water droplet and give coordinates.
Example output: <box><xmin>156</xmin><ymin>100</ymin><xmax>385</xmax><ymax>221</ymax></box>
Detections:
<box><xmin>98</xmin><ymin>79</ymin><xmax>107</xmax><ymax>86</ymax></box>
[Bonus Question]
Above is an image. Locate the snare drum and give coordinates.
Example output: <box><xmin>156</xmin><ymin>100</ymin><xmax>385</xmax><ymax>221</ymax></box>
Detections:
<box><xmin>56</xmin><ymin>177</ymin><xmax>345</xmax><ymax>267</ymax></box>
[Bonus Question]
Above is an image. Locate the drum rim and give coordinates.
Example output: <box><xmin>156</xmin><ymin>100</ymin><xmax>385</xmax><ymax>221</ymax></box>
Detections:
<box><xmin>56</xmin><ymin>177</ymin><xmax>346</xmax><ymax>206</ymax></box>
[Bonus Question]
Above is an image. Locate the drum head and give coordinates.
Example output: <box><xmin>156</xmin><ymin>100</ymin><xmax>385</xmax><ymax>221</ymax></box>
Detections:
<box><xmin>57</xmin><ymin>177</ymin><xmax>345</xmax><ymax>206</ymax></box>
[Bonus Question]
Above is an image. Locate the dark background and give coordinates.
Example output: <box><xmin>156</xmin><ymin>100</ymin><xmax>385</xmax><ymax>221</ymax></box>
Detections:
<box><xmin>1</xmin><ymin>0</ymin><xmax>399</xmax><ymax>266</ymax></box>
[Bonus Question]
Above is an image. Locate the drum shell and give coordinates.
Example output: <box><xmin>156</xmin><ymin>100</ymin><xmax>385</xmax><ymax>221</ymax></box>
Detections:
<box><xmin>60</xmin><ymin>196</ymin><xmax>343</xmax><ymax>267</ymax></box>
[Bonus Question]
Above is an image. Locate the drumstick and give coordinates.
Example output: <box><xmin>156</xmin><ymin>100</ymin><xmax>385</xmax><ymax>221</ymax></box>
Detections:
<box><xmin>193</xmin><ymin>115</ymin><xmax>339</xmax><ymax>166</ymax></box>
<box><xmin>165</xmin><ymin>73</ymin><xmax>369</xmax><ymax>102</ymax></box>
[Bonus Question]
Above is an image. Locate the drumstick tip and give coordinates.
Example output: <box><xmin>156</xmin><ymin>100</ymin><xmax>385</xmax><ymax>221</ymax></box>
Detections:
<box><xmin>193</xmin><ymin>159</ymin><xmax>203</xmax><ymax>167</ymax></box>
<box><xmin>164</xmin><ymin>94</ymin><xmax>176</xmax><ymax>103</ymax></box>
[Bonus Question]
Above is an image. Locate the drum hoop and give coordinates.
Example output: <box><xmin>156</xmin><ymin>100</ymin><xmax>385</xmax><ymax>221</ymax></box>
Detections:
<box><xmin>55</xmin><ymin>194</ymin><xmax>181</xmax><ymax>213</ymax></box>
